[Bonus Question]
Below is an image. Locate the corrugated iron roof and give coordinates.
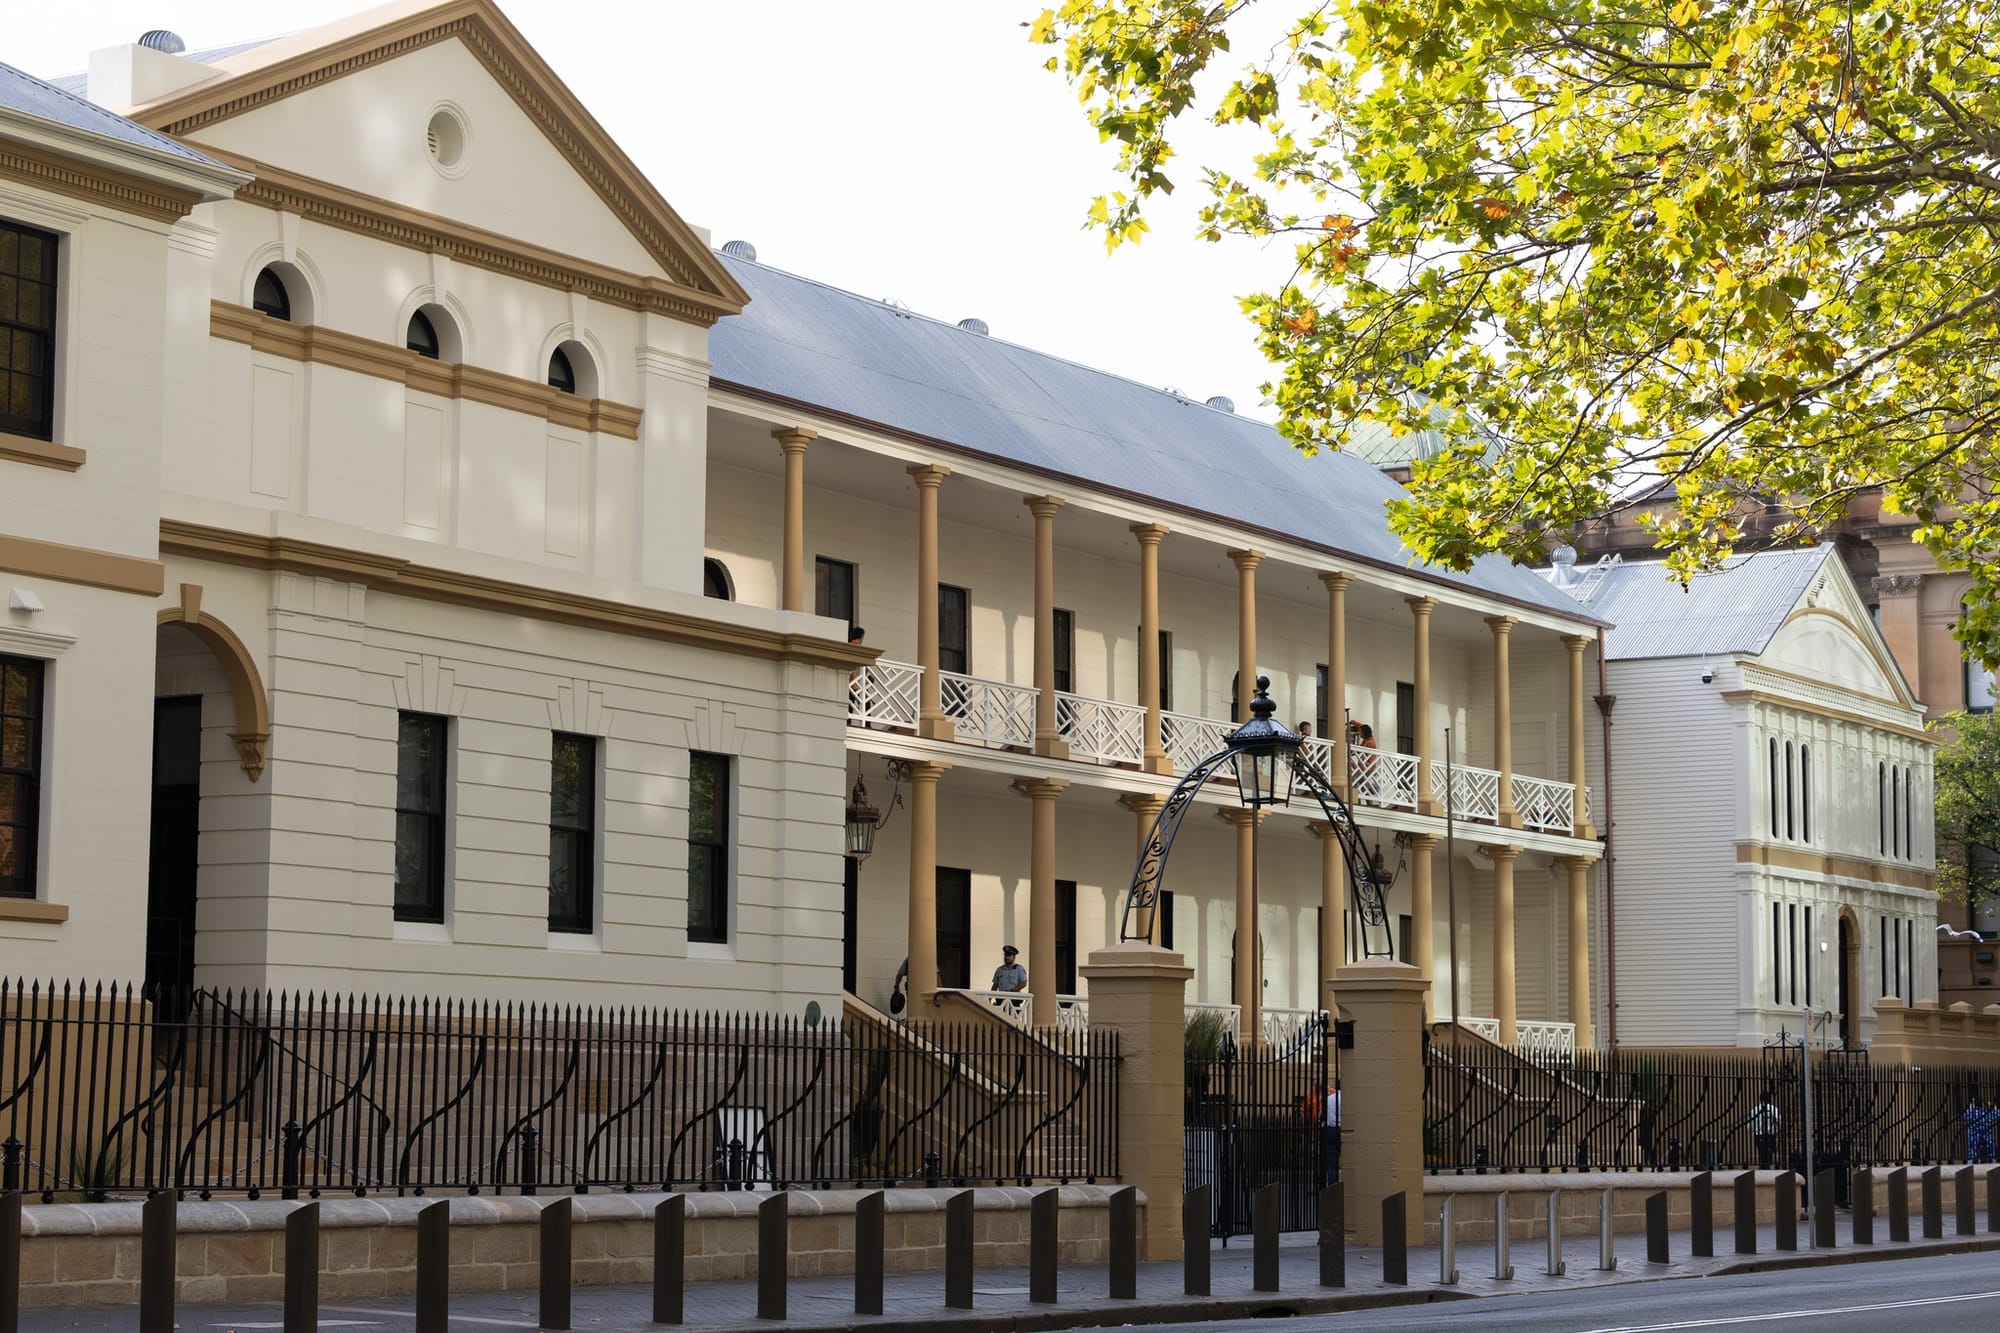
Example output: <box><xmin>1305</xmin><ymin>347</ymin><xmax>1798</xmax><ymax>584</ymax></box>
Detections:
<box><xmin>1584</xmin><ymin>546</ymin><xmax>1830</xmax><ymax>661</ymax></box>
<box><xmin>1</xmin><ymin>60</ymin><xmax>221</xmax><ymax>164</ymax></box>
<box><xmin>707</xmin><ymin>254</ymin><xmax>1596</xmax><ymax>621</ymax></box>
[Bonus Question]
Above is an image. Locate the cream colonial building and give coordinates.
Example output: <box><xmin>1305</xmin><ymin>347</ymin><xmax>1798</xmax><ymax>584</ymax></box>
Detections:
<box><xmin>3</xmin><ymin>0</ymin><xmax>1609</xmax><ymax>1046</ymax></box>
<box><xmin>1544</xmin><ymin>546</ymin><xmax>1937</xmax><ymax>1047</ymax></box>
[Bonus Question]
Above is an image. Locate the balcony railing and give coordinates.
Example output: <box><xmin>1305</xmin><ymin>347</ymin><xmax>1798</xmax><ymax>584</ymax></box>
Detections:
<box><xmin>1261</xmin><ymin>1006</ymin><xmax>1324</xmax><ymax>1051</ymax></box>
<box><xmin>1056</xmin><ymin>692</ymin><xmax>1144</xmax><ymax>765</ymax></box>
<box><xmin>1349</xmin><ymin>743</ymin><xmax>1421</xmax><ymax>811</ymax></box>
<box><xmin>1459</xmin><ymin>1016</ymin><xmax>1578</xmax><ymax>1058</ymax></box>
<box><xmin>1162</xmin><ymin>710</ymin><xmax>1234</xmax><ymax>774</ymax></box>
<box><xmin>1439</xmin><ymin>763</ymin><xmax>1502</xmax><ymax>823</ymax></box>
<box><xmin>848</xmin><ymin>658</ymin><xmax>921</xmax><ymax>731</ymax></box>
<box><xmin>940</xmin><ymin>670</ymin><xmax>1036</xmax><ymax>749</ymax></box>
<box><xmin>1056</xmin><ymin>994</ymin><xmax>1089</xmax><ymax>1039</ymax></box>
<box><xmin>1513</xmin><ymin>773</ymin><xmax>1577</xmax><ymax>833</ymax></box>
<box><xmin>950</xmin><ymin>987</ymin><xmax>1032</xmax><ymax>1027</ymax></box>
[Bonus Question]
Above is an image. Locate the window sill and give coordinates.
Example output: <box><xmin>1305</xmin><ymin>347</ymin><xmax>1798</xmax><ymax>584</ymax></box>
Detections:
<box><xmin>687</xmin><ymin>940</ymin><xmax>734</xmax><ymax>962</ymax></box>
<box><xmin>0</xmin><ymin>899</ymin><xmax>69</xmax><ymax>924</ymax></box>
<box><xmin>393</xmin><ymin>920</ymin><xmax>451</xmax><ymax>943</ymax></box>
<box><xmin>548</xmin><ymin>930</ymin><xmax>600</xmax><ymax>952</ymax></box>
<box><xmin>0</xmin><ymin>432</ymin><xmax>84</xmax><ymax>472</ymax></box>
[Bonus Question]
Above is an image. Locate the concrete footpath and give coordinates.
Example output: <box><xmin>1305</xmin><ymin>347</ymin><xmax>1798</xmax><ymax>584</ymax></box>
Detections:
<box><xmin>19</xmin><ymin>1220</ymin><xmax>2000</xmax><ymax>1332</ymax></box>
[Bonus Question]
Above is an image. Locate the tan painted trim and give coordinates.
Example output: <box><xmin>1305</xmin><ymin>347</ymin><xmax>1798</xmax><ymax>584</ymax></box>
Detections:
<box><xmin>1718</xmin><ymin>687</ymin><xmax>1935</xmax><ymax>743</ymax></box>
<box><xmin>132</xmin><ymin>0</ymin><xmax>747</xmax><ymax>317</ymax></box>
<box><xmin>0</xmin><ymin>898</ymin><xmax>69</xmax><ymax>924</ymax></box>
<box><xmin>159</xmin><ymin>520</ymin><xmax>874</xmax><ymax>673</ymax></box>
<box><xmin>0</xmin><ymin>432</ymin><xmax>85</xmax><ymax>472</ymax></box>
<box><xmin>0</xmin><ymin>140</ymin><xmax>202</xmax><ymax>222</ymax></box>
<box><xmin>210</xmin><ymin>302</ymin><xmax>642</xmax><ymax>439</ymax></box>
<box><xmin>0</xmin><ymin>533</ymin><xmax>163</xmax><ymax>597</ymax></box>
<box><xmin>1735</xmin><ymin>841</ymin><xmax>1934</xmax><ymax>891</ymax></box>
<box><xmin>159</xmin><ymin>585</ymin><xmax>271</xmax><ymax>782</ymax></box>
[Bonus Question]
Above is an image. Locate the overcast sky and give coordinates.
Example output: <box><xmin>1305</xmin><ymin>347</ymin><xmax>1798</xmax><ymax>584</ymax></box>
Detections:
<box><xmin>16</xmin><ymin>0</ymin><xmax>1290</xmax><ymax>420</ymax></box>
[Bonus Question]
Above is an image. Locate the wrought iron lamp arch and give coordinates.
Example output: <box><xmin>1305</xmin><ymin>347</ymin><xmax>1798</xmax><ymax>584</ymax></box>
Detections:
<box><xmin>1118</xmin><ymin>676</ymin><xmax>1394</xmax><ymax>957</ymax></box>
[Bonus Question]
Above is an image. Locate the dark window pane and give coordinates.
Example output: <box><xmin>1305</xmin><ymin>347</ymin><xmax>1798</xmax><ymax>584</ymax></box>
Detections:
<box><xmin>703</xmin><ymin>558</ymin><xmax>732</xmax><ymax>600</ymax></box>
<box><xmin>939</xmin><ymin>585</ymin><xmax>969</xmax><ymax>674</ymax></box>
<box><xmin>549</xmin><ymin>733</ymin><xmax>595</xmax><ymax>932</ymax></box>
<box><xmin>1053</xmin><ymin>609</ymin><xmax>1074</xmax><ymax>695</ymax></box>
<box><xmin>1395</xmin><ymin>682</ymin><xmax>1416</xmax><ymax>754</ymax></box>
<box><xmin>815</xmin><ymin>557</ymin><xmax>856</xmax><ymax>623</ymax></box>
<box><xmin>548</xmin><ymin>346</ymin><xmax>576</xmax><ymax>393</ymax></box>
<box><xmin>252</xmin><ymin>267</ymin><xmax>291</xmax><ymax>321</ymax></box>
<box><xmin>1056</xmin><ymin>879</ymin><xmax>1077</xmax><ymax>994</ymax></box>
<box><xmin>394</xmin><ymin>712</ymin><xmax>448</xmax><ymax>922</ymax></box>
<box><xmin>0</xmin><ymin>655</ymin><xmax>43</xmax><ymax>899</ymax></box>
<box><xmin>936</xmin><ymin>868</ymin><xmax>971</xmax><ymax>989</ymax></box>
<box><xmin>0</xmin><ymin>221</ymin><xmax>58</xmax><ymax>440</ymax></box>
<box><xmin>688</xmin><ymin>752</ymin><xmax>730</xmax><ymax>943</ymax></box>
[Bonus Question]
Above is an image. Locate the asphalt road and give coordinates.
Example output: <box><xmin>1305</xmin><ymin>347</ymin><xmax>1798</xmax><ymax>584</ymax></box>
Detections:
<box><xmin>1150</xmin><ymin>1253</ymin><xmax>2000</xmax><ymax>1331</ymax></box>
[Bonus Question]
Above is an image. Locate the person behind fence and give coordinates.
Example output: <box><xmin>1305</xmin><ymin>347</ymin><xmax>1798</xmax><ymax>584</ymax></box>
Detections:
<box><xmin>1966</xmin><ymin>1095</ymin><xmax>1996</xmax><ymax>1163</ymax></box>
<box><xmin>1749</xmin><ymin>1089</ymin><xmax>1781</xmax><ymax>1169</ymax></box>
<box><xmin>991</xmin><ymin>945</ymin><xmax>1027</xmax><ymax>993</ymax></box>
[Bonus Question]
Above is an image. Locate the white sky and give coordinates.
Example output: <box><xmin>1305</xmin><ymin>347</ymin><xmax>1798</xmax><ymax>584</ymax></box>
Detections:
<box><xmin>13</xmin><ymin>0</ymin><xmax>1291</xmax><ymax>420</ymax></box>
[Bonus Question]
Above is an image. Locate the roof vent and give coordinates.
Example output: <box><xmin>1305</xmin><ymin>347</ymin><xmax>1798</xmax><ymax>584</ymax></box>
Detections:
<box><xmin>1164</xmin><ymin>386</ymin><xmax>1185</xmax><ymax>399</ymax></box>
<box><xmin>719</xmin><ymin>239</ymin><xmax>757</xmax><ymax>262</ymax></box>
<box><xmin>880</xmin><ymin>297</ymin><xmax>911</xmax><ymax>317</ymax></box>
<box><xmin>138</xmin><ymin>29</ymin><xmax>186</xmax><ymax>53</ymax></box>
<box><xmin>1205</xmin><ymin>395</ymin><xmax>1236</xmax><ymax>413</ymax></box>
<box><xmin>957</xmin><ymin>317</ymin><xmax>989</xmax><ymax>336</ymax></box>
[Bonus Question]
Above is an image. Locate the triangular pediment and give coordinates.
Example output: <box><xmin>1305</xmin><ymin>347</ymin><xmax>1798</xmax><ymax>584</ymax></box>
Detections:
<box><xmin>1758</xmin><ymin>560</ymin><xmax>1922</xmax><ymax>712</ymax></box>
<box><xmin>125</xmin><ymin>0</ymin><xmax>745</xmax><ymax>321</ymax></box>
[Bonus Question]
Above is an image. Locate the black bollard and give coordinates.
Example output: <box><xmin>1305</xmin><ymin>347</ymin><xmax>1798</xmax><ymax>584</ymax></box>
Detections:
<box><xmin>1922</xmin><ymin>1165</ymin><xmax>1943</xmax><ymax>1239</ymax></box>
<box><xmin>1852</xmin><ymin>1168</ymin><xmax>1874</xmax><ymax>1246</ymax></box>
<box><xmin>653</xmin><ymin>1196</ymin><xmax>686</xmax><ymax>1325</ymax></box>
<box><xmin>140</xmin><ymin>1192</ymin><xmax>176</xmax><ymax>1333</ymax></box>
<box><xmin>854</xmin><ymin>1191</ymin><xmax>884</xmax><ymax>1317</ymax></box>
<box><xmin>756</xmin><ymin>1192</ymin><xmax>787</xmax><ymax>1321</ymax></box>
<box><xmin>1318</xmin><ymin>1184</ymin><xmax>1345</xmax><ymax>1288</ymax></box>
<box><xmin>1888</xmin><ymin>1167</ymin><xmax>1910</xmax><ymax>1242</ymax></box>
<box><xmin>283</xmin><ymin>1202</ymin><xmax>319</xmax><ymax>1333</ymax></box>
<box><xmin>1109</xmin><ymin>1186</ymin><xmax>1138</xmax><ymax>1300</ymax></box>
<box><xmin>1252</xmin><ymin>1184</ymin><xmax>1280</xmax><ymax>1292</ymax></box>
<box><xmin>1183</xmin><ymin>1187</ymin><xmax>1210</xmax><ymax>1297</ymax></box>
<box><xmin>1690</xmin><ymin>1173</ymin><xmax>1712</xmax><ymax>1258</ymax></box>
<box><xmin>1956</xmin><ymin>1166</ymin><xmax>1976</xmax><ymax>1236</ymax></box>
<box><xmin>1813</xmin><ymin>1171</ymin><xmax>1836</xmax><ymax>1249</ymax></box>
<box><xmin>1989</xmin><ymin>1166</ymin><xmax>2000</xmax><ymax>1235</ymax></box>
<box><xmin>0</xmin><ymin>1189</ymin><xmax>20</xmax><ymax>1333</ymax></box>
<box><xmin>540</xmin><ymin>1196</ymin><xmax>573</xmax><ymax>1332</ymax></box>
<box><xmin>1645</xmin><ymin>1192</ymin><xmax>1668</xmax><ymax>1264</ymax></box>
<box><xmin>1029</xmin><ymin>1188</ymin><xmax>1058</xmax><ymax>1304</ymax></box>
<box><xmin>1734</xmin><ymin>1172</ymin><xmax>1757</xmax><ymax>1255</ymax></box>
<box><xmin>415</xmin><ymin>1200</ymin><xmax>450</xmax><ymax>1333</ymax></box>
<box><xmin>944</xmin><ymin>1189</ymin><xmax>974</xmax><ymax>1310</ymax></box>
<box><xmin>1774</xmin><ymin>1173</ymin><xmax>1797</xmax><ymax>1252</ymax></box>
<box><xmin>1381</xmin><ymin>1192</ymin><xmax>1408</xmax><ymax>1286</ymax></box>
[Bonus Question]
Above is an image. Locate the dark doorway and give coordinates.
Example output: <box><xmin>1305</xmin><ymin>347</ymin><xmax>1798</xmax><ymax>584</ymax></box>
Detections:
<box><xmin>842</xmin><ymin>857</ymin><xmax>859</xmax><ymax>994</ymax></box>
<box><xmin>1838</xmin><ymin>912</ymin><xmax>1857</xmax><ymax>1046</ymax></box>
<box><xmin>936</xmin><ymin>867</ymin><xmax>971</xmax><ymax>989</ymax></box>
<box><xmin>147</xmin><ymin>697</ymin><xmax>203</xmax><ymax>1014</ymax></box>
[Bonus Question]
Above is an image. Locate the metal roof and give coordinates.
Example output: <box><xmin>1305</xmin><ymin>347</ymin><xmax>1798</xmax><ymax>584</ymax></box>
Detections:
<box><xmin>707</xmin><ymin>254</ymin><xmax>1597</xmax><ymax>621</ymax></box>
<box><xmin>1579</xmin><ymin>546</ymin><xmax>1831</xmax><ymax>661</ymax></box>
<box><xmin>1</xmin><ymin>60</ymin><xmax>221</xmax><ymax>165</ymax></box>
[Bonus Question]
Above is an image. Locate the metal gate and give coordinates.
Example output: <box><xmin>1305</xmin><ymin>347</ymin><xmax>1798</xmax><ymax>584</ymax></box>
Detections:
<box><xmin>1184</xmin><ymin>1013</ymin><xmax>1329</xmax><ymax>1238</ymax></box>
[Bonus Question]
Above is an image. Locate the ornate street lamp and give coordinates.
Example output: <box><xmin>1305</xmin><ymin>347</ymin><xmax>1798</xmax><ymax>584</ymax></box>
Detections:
<box><xmin>1227</xmin><ymin>677</ymin><xmax>1299</xmax><ymax>809</ymax></box>
<box><xmin>844</xmin><ymin>776</ymin><xmax>883</xmax><ymax>862</ymax></box>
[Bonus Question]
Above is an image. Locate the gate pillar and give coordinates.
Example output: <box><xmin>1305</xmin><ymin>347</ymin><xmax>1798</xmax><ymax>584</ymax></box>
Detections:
<box><xmin>1331</xmin><ymin>958</ymin><xmax>1427</xmax><ymax>1247</ymax></box>
<box><xmin>1081</xmin><ymin>941</ymin><xmax>1194</xmax><ymax>1260</ymax></box>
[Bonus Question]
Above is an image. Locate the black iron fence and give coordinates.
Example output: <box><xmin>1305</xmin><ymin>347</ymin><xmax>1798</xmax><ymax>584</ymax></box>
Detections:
<box><xmin>1426</xmin><ymin>1031</ymin><xmax>2000</xmax><ymax>1175</ymax></box>
<box><xmin>0</xmin><ymin>981</ymin><xmax>1118</xmax><ymax>1201</ymax></box>
<box><xmin>1184</xmin><ymin>1013</ymin><xmax>1330</xmax><ymax>1237</ymax></box>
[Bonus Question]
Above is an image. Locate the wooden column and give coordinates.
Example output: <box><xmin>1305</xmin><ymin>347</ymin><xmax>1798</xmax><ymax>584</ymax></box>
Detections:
<box><xmin>773</xmin><ymin>427</ymin><xmax>815</xmax><ymax>613</ymax></box>
<box><xmin>1230</xmin><ymin>550</ymin><xmax>1265</xmax><ymax>722</ymax></box>
<box><xmin>1488</xmin><ymin>616</ymin><xmax>1519</xmax><ymax>827</ymax></box>
<box><xmin>910</xmin><ymin>466</ymin><xmax>954</xmax><ymax>740</ymax></box>
<box><xmin>1408</xmin><ymin>832</ymin><xmax>1439</xmax><ymax>990</ymax></box>
<box><xmin>906</xmin><ymin>761</ymin><xmax>949</xmax><ymax>1011</ymax></box>
<box><xmin>1562</xmin><ymin>634</ymin><xmax>1592</xmax><ymax>835</ymax></box>
<box><xmin>1561</xmin><ymin>855</ymin><xmax>1594</xmax><ymax>1049</ymax></box>
<box><xmin>1132</xmin><ymin>524</ymin><xmax>1171</xmax><ymax>774</ymax></box>
<box><xmin>1027</xmin><ymin>496</ymin><xmax>1068</xmax><ymax>759</ymax></box>
<box><xmin>1408</xmin><ymin>597</ymin><xmax>1437</xmax><ymax>812</ymax></box>
<box><xmin>1310</xmin><ymin>821</ymin><xmax>1348</xmax><ymax>1014</ymax></box>
<box><xmin>1016</xmin><ymin>777</ymin><xmax>1067</xmax><ymax>1028</ymax></box>
<box><xmin>1321</xmin><ymin>572</ymin><xmax>1352</xmax><ymax>797</ymax></box>
<box><xmin>1223</xmin><ymin>808</ymin><xmax>1261</xmax><ymax>1045</ymax></box>
<box><xmin>1486</xmin><ymin>845</ymin><xmax>1522</xmax><ymax>1043</ymax></box>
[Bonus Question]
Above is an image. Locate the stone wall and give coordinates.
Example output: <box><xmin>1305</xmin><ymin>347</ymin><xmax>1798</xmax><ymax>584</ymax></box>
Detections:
<box><xmin>1870</xmin><ymin>997</ymin><xmax>2000</xmax><ymax>1068</ymax></box>
<box><xmin>16</xmin><ymin>1185</ymin><xmax>1140</xmax><ymax>1310</ymax></box>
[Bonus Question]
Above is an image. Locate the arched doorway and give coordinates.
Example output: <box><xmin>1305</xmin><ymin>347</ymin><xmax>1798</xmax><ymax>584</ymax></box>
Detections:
<box><xmin>1838</xmin><ymin>910</ymin><xmax>1859</xmax><ymax>1047</ymax></box>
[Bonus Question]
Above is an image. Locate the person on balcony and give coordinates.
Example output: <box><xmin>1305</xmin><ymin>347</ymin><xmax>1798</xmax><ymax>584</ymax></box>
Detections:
<box><xmin>992</xmin><ymin>945</ymin><xmax>1027</xmax><ymax>992</ymax></box>
<box><xmin>1349</xmin><ymin>721</ymin><xmax>1380</xmax><ymax>799</ymax></box>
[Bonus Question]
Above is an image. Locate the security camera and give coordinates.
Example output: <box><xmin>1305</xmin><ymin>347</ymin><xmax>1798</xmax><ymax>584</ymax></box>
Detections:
<box><xmin>1700</xmin><ymin>667</ymin><xmax>1714</xmax><ymax>685</ymax></box>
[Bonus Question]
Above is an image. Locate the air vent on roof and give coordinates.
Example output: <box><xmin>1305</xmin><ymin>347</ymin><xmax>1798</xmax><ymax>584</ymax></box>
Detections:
<box><xmin>1164</xmin><ymin>386</ymin><xmax>1185</xmax><ymax>398</ymax></box>
<box><xmin>720</xmin><ymin>239</ymin><xmax>757</xmax><ymax>261</ymax></box>
<box><xmin>957</xmin><ymin>317</ymin><xmax>989</xmax><ymax>336</ymax></box>
<box><xmin>1205</xmin><ymin>395</ymin><xmax>1235</xmax><ymax>413</ymax></box>
<box><xmin>139</xmin><ymin>29</ymin><xmax>187</xmax><ymax>53</ymax></box>
<box><xmin>881</xmin><ymin>297</ymin><xmax>911</xmax><ymax>317</ymax></box>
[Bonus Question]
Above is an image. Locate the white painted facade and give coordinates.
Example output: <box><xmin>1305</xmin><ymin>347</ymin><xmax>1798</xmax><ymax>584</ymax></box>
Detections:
<box><xmin>4</xmin><ymin>0</ymin><xmax>1614</xmax><ymax>1031</ymax></box>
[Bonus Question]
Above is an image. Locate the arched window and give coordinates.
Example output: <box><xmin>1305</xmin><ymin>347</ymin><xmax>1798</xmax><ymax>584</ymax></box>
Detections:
<box><xmin>1769</xmin><ymin>738</ymin><xmax>1780</xmax><ymax>835</ymax></box>
<box><xmin>702</xmin><ymin>558</ymin><xmax>733</xmax><ymax>601</ymax></box>
<box><xmin>1905</xmin><ymin>765</ymin><xmax>1914</xmax><ymax>858</ymax></box>
<box><xmin>1799</xmin><ymin>745</ymin><xmax>1811</xmax><ymax>843</ymax></box>
<box><xmin>406</xmin><ymin>309</ymin><xmax>440</xmax><ymax>359</ymax></box>
<box><xmin>1879</xmin><ymin>762</ymin><xmax>1887</xmax><ymax>854</ymax></box>
<box><xmin>1784</xmin><ymin>740</ymin><xmax>1795</xmax><ymax>840</ymax></box>
<box><xmin>252</xmin><ymin>267</ymin><xmax>292</xmax><ymax>321</ymax></box>
<box><xmin>548</xmin><ymin>346</ymin><xmax>577</xmax><ymax>394</ymax></box>
<box><xmin>1891</xmin><ymin>766</ymin><xmax>1900</xmax><ymax>858</ymax></box>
